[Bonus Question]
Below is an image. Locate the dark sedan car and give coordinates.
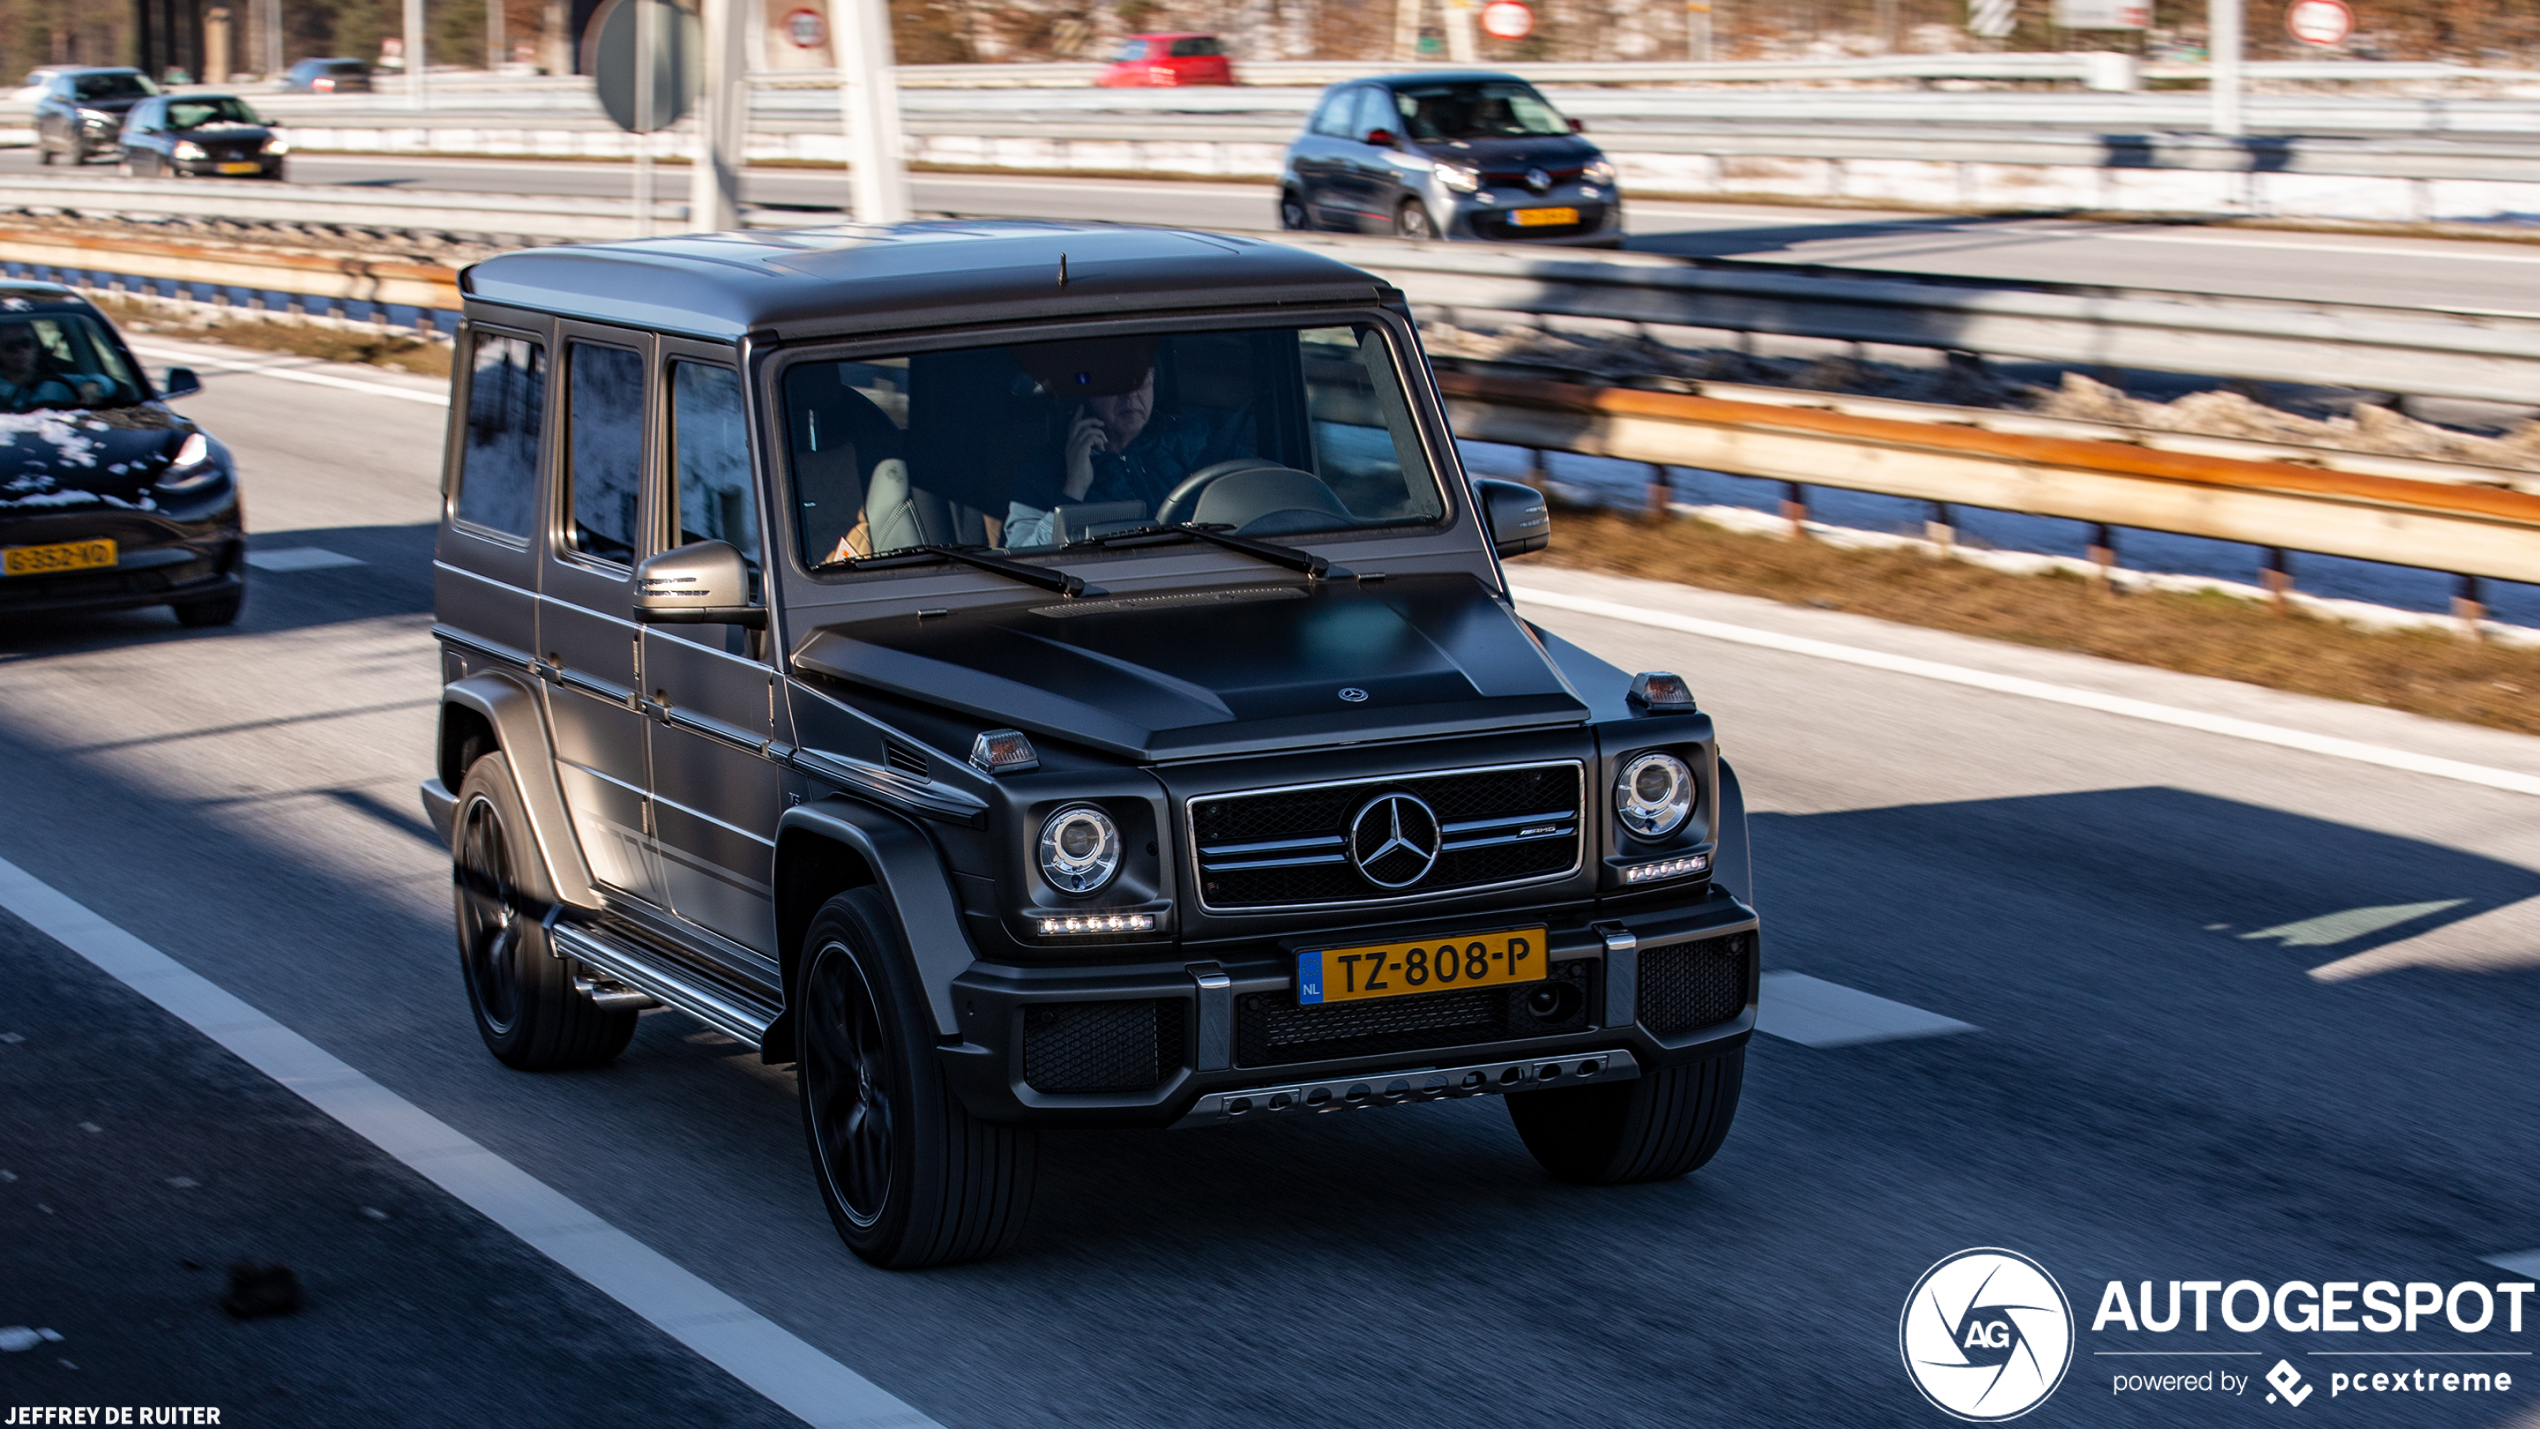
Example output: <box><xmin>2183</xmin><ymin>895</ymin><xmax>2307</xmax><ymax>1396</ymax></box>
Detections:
<box><xmin>1279</xmin><ymin>71</ymin><xmax>1622</xmax><ymax>246</ymax></box>
<box><xmin>280</xmin><ymin>57</ymin><xmax>373</xmax><ymax>93</ymax></box>
<box><xmin>33</xmin><ymin>67</ymin><xmax>160</xmax><ymax>166</ymax></box>
<box><xmin>0</xmin><ymin>288</ymin><xmax>244</xmax><ymax>627</ymax></box>
<box><xmin>117</xmin><ymin>94</ymin><xmax>289</xmax><ymax>180</ymax></box>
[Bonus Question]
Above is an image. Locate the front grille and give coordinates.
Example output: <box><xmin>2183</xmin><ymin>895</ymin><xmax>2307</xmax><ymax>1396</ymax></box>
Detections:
<box><xmin>1637</xmin><ymin>933</ymin><xmax>1750</xmax><ymax>1037</ymax></box>
<box><xmin>1022</xmin><ymin>998</ymin><xmax>1185</xmax><ymax>1094</ymax></box>
<box><xmin>1236</xmin><ymin>958</ymin><xmax>1594</xmax><ymax>1067</ymax></box>
<box><xmin>1483</xmin><ymin>165</ymin><xmax>1586</xmax><ymax>189</ymax></box>
<box><xmin>1191</xmin><ymin>761</ymin><xmax>1582</xmax><ymax>911</ymax></box>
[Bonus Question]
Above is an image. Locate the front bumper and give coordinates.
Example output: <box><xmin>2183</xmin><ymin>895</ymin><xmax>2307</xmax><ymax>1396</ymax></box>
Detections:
<box><xmin>938</xmin><ymin>883</ymin><xmax>1757</xmax><ymax>1128</ymax></box>
<box><xmin>1431</xmin><ymin>178</ymin><xmax>1626</xmax><ymax>246</ymax></box>
<box><xmin>173</xmin><ymin>157</ymin><xmax>285</xmax><ymax>179</ymax></box>
<box><xmin>0</xmin><ymin>515</ymin><xmax>243</xmax><ymax>617</ymax></box>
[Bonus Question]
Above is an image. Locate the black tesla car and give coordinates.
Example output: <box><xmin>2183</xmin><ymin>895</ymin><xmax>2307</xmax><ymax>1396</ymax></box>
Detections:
<box><xmin>0</xmin><ymin>287</ymin><xmax>245</xmax><ymax>626</ymax></box>
<box><xmin>116</xmin><ymin>94</ymin><xmax>290</xmax><ymax>180</ymax></box>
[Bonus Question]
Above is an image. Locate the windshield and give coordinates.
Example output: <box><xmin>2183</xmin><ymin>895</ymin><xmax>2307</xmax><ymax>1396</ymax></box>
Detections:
<box><xmin>1393</xmin><ymin>81</ymin><xmax>1571</xmax><ymax>140</ymax></box>
<box><xmin>782</xmin><ymin>322</ymin><xmax>1444</xmax><ymax>569</ymax></box>
<box><xmin>0</xmin><ymin>312</ymin><xmax>146</xmax><ymax>412</ymax></box>
<box><xmin>73</xmin><ymin>72</ymin><xmax>156</xmax><ymax>103</ymax></box>
<box><xmin>166</xmin><ymin>96</ymin><xmax>263</xmax><ymax>128</ymax></box>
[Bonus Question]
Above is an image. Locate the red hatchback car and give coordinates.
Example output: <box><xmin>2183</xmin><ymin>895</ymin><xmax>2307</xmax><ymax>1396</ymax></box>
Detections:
<box><xmin>1096</xmin><ymin>33</ymin><xmax>1235</xmax><ymax>87</ymax></box>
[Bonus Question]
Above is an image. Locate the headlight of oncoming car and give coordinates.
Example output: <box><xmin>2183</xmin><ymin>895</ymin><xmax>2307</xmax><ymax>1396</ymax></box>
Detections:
<box><xmin>1039</xmin><ymin>805</ymin><xmax>1122</xmax><ymax>894</ymax></box>
<box><xmin>1615</xmin><ymin>752</ymin><xmax>1696</xmax><ymax>839</ymax></box>
<box><xmin>154</xmin><ymin>431</ymin><xmax>220</xmax><ymax>494</ymax></box>
<box><xmin>265</xmin><ymin>138</ymin><xmax>291</xmax><ymax>155</ymax></box>
<box><xmin>1584</xmin><ymin>158</ymin><xmax>1617</xmax><ymax>185</ymax></box>
<box><xmin>1435</xmin><ymin>161</ymin><xmax>1482</xmax><ymax>193</ymax></box>
<box><xmin>173</xmin><ymin>140</ymin><xmax>207</xmax><ymax>160</ymax></box>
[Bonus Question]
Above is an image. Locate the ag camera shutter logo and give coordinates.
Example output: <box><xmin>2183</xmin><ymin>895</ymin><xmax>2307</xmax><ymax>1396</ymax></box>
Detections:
<box><xmin>1901</xmin><ymin>1248</ymin><xmax>2076</xmax><ymax>1420</ymax></box>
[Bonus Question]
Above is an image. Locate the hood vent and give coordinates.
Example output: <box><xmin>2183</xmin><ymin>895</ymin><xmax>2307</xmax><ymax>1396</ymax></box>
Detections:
<box><xmin>883</xmin><ymin>737</ymin><xmax>931</xmax><ymax>782</ymax></box>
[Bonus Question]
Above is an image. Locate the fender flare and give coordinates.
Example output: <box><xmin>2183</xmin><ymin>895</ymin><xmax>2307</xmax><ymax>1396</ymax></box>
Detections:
<box><xmin>1713</xmin><ymin>758</ymin><xmax>1754</xmax><ymax>911</ymax></box>
<box><xmin>774</xmin><ymin>797</ymin><xmax>973</xmax><ymax>1048</ymax></box>
<box><xmin>439</xmin><ymin>673</ymin><xmax>602</xmax><ymax>912</ymax></box>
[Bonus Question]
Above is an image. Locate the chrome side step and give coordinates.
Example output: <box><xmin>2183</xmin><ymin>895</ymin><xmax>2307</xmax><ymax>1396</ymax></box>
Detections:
<box><xmin>1170</xmin><ymin>1048</ymin><xmax>1642</xmax><ymax>1130</ymax></box>
<box><xmin>545</xmin><ymin>913</ymin><xmax>778</xmax><ymax>1048</ymax></box>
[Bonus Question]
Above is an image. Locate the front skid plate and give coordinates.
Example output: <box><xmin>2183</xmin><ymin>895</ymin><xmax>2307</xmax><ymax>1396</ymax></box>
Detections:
<box><xmin>1170</xmin><ymin>1048</ymin><xmax>1642</xmax><ymax>1130</ymax></box>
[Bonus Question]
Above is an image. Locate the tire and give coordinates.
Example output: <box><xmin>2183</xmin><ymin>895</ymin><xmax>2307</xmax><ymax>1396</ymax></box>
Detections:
<box><xmin>117</xmin><ymin>156</ymin><xmax>133</xmax><ymax>179</ymax></box>
<box><xmin>1278</xmin><ymin>187</ymin><xmax>1309</xmax><ymax>231</ymax></box>
<box><xmin>1506</xmin><ymin>1048</ymin><xmax>1744</xmax><ymax>1185</ymax></box>
<box><xmin>172</xmin><ymin>579</ymin><xmax>244</xmax><ymax>627</ymax></box>
<box><xmin>453</xmin><ymin>751</ymin><xmax>637</xmax><ymax>1071</ymax></box>
<box><xmin>38</xmin><ymin>142</ymin><xmax>55</xmax><ymax>167</ymax></box>
<box><xmin>797</xmin><ymin>887</ymin><xmax>1035</xmax><ymax>1268</ymax></box>
<box><xmin>1395</xmin><ymin>197</ymin><xmax>1437</xmax><ymax>241</ymax></box>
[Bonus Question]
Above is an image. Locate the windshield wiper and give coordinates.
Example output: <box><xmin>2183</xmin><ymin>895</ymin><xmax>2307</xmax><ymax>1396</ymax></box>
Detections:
<box><xmin>1065</xmin><ymin>522</ymin><xmax>1338</xmax><ymax>580</ymax></box>
<box><xmin>819</xmin><ymin>543</ymin><xmax>1086</xmax><ymax>597</ymax></box>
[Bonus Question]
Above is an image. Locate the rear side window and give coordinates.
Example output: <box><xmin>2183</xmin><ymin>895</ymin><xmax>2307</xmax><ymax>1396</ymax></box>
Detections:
<box><xmin>565</xmin><ymin>342</ymin><xmax>644</xmax><ymax>565</ymax></box>
<box><xmin>669</xmin><ymin>361</ymin><xmax>758</xmax><ymax>568</ymax></box>
<box><xmin>453</xmin><ymin>332</ymin><xmax>544</xmax><ymax>536</ymax></box>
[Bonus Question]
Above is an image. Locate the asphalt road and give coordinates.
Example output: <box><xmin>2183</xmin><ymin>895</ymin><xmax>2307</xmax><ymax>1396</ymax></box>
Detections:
<box><xmin>4</xmin><ymin>339</ymin><xmax>2540</xmax><ymax>1425</ymax></box>
<box><xmin>10</xmin><ymin>148</ymin><xmax>2540</xmax><ymax>314</ymax></box>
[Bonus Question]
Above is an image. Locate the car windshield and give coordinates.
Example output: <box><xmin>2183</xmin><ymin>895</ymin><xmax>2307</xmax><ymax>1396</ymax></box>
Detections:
<box><xmin>783</xmin><ymin>322</ymin><xmax>1445</xmax><ymax>569</ymax></box>
<box><xmin>72</xmin><ymin>72</ymin><xmax>156</xmax><ymax>102</ymax></box>
<box><xmin>0</xmin><ymin>312</ymin><xmax>147</xmax><ymax>413</ymax></box>
<box><xmin>1393</xmin><ymin>81</ymin><xmax>1571</xmax><ymax>140</ymax></box>
<box><xmin>166</xmin><ymin>97</ymin><xmax>262</xmax><ymax>128</ymax></box>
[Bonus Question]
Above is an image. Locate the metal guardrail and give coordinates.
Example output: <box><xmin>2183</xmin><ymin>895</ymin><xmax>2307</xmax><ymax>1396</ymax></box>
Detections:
<box><xmin>6</xmin><ymin>226</ymin><xmax>2533</xmax><ymax>586</ymax></box>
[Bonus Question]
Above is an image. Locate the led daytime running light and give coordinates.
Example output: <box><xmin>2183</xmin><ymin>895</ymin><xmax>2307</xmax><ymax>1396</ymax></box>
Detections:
<box><xmin>1038</xmin><ymin>912</ymin><xmax>1157</xmax><ymax>935</ymax></box>
<box><xmin>1622</xmin><ymin>853</ymin><xmax>1710</xmax><ymax>884</ymax></box>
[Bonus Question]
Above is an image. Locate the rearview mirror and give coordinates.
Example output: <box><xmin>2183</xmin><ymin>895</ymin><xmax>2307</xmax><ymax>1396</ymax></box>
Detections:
<box><xmin>1475</xmin><ymin>477</ymin><xmax>1549</xmax><ymax>558</ymax></box>
<box><xmin>633</xmin><ymin>541</ymin><xmax>766</xmax><ymax>627</ymax></box>
<box><xmin>160</xmin><ymin>366</ymin><xmax>201</xmax><ymax>399</ymax></box>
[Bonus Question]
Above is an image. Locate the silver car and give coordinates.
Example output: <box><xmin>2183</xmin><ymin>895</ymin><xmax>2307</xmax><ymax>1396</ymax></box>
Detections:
<box><xmin>1278</xmin><ymin>71</ymin><xmax>1624</xmax><ymax>246</ymax></box>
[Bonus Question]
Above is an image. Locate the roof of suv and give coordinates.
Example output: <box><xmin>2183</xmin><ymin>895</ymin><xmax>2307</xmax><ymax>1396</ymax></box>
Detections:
<box><xmin>459</xmin><ymin>222</ymin><xmax>1397</xmax><ymax>342</ymax></box>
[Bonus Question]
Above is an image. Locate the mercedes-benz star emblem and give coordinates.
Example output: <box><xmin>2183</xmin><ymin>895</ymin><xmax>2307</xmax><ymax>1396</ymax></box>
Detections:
<box><xmin>1338</xmin><ymin>687</ymin><xmax>1369</xmax><ymax>703</ymax></box>
<box><xmin>1349</xmin><ymin>793</ymin><xmax>1440</xmax><ymax>889</ymax></box>
<box><xmin>1524</xmin><ymin>167</ymin><xmax>1552</xmax><ymax>193</ymax></box>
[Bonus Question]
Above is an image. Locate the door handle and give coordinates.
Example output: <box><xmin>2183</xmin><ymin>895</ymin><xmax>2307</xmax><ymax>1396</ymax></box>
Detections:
<box><xmin>529</xmin><ymin>656</ymin><xmax>561</xmax><ymax>683</ymax></box>
<box><xmin>639</xmin><ymin>696</ymin><xmax>670</xmax><ymax>724</ymax></box>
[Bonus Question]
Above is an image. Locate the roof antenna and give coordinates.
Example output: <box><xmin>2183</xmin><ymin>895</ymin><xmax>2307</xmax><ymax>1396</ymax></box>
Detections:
<box><xmin>1057</xmin><ymin>253</ymin><xmax>1069</xmax><ymax>287</ymax></box>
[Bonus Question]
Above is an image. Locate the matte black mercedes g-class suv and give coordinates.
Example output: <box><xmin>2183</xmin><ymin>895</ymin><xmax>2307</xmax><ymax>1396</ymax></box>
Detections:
<box><xmin>420</xmin><ymin>222</ymin><xmax>1760</xmax><ymax>1269</ymax></box>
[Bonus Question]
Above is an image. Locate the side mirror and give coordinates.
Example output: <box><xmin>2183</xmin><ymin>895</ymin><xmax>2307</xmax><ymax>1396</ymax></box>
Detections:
<box><xmin>633</xmin><ymin>541</ymin><xmax>767</xmax><ymax>627</ymax></box>
<box><xmin>1568</xmin><ymin>117</ymin><xmax>1586</xmax><ymax>133</ymax></box>
<box><xmin>1475</xmin><ymin>477</ymin><xmax>1549</xmax><ymax>558</ymax></box>
<box><xmin>1363</xmin><ymin>127</ymin><xmax>1397</xmax><ymax>148</ymax></box>
<box><xmin>160</xmin><ymin>366</ymin><xmax>201</xmax><ymax>399</ymax></box>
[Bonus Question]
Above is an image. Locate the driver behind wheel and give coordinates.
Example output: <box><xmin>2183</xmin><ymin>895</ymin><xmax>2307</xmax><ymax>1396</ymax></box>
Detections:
<box><xmin>1000</xmin><ymin>338</ymin><xmax>1256</xmax><ymax>549</ymax></box>
<box><xmin>0</xmin><ymin>321</ymin><xmax>76</xmax><ymax>411</ymax></box>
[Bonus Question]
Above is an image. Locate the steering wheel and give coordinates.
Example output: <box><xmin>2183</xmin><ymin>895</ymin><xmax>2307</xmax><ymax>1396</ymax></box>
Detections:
<box><xmin>1155</xmin><ymin>457</ymin><xmax>1289</xmax><ymax>527</ymax></box>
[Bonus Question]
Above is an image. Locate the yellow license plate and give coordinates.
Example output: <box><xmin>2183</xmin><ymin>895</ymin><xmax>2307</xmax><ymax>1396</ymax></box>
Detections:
<box><xmin>1510</xmin><ymin>207</ymin><xmax>1579</xmax><ymax>227</ymax></box>
<box><xmin>217</xmin><ymin>161</ymin><xmax>261</xmax><ymax>174</ymax></box>
<box><xmin>1296</xmin><ymin>926</ymin><xmax>1547</xmax><ymax>1005</ymax></box>
<box><xmin>3</xmin><ymin>538</ymin><xmax>115</xmax><ymax>577</ymax></box>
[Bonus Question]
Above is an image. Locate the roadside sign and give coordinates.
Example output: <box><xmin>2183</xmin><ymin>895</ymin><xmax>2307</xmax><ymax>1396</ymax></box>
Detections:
<box><xmin>1968</xmin><ymin>0</ymin><xmax>2017</xmax><ymax>39</ymax></box>
<box><xmin>2053</xmin><ymin>0</ymin><xmax>2149</xmax><ymax>28</ymax></box>
<box><xmin>592</xmin><ymin>0</ymin><xmax>700</xmax><ymax>133</ymax></box>
<box><xmin>2285</xmin><ymin>0</ymin><xmax>2352</xmax><ymax>45</ymax></box>
<box><xmin>1480</xmin><ymin>0</ymin><xmax>1534</xmax><ymax>40</ymax></box>
<box><xmin>782</xmin><ymin>6</ymin><xmax>826</xmax><ymax>48</ymax></box>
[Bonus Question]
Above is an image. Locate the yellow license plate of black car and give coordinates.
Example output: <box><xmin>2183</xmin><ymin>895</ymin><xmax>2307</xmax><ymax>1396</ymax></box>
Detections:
<box><xmin>3</xmin><ymin>538</ymin><xmax>114</xmax><ymax>577</ymax></box>
<box><xmin>1296</xmin><ymin>926</ymin><xmax>1547</xmax><ymax>1005</ymax></box>
<box><xmin>1510</xmin><ymin>207</ymin><xmax>1579</xmax><ymax>227</ymax></box>
<box><xmin>217</xmin><ymin>161</ymin><xmax>261</xmax><ymax>174</ymax></box>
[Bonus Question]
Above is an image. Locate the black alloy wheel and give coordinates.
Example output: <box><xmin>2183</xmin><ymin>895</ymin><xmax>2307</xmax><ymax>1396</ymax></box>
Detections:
<box><xmin>451</xmin><ymin>751</ymin><xmax>635</xmax><ymax>1070</ymax></box>
<box><xmin>1395</xmin><ymin>197</ymin><xmax>1437</xmax><ymax>240</ymax></box>
<box><xmin>1279</xmin><ymin>187</ymin><xmax>1309</xmax><ymax>230</ymax></box>
<box><xmin>795</xmin><ymin>887</ymin><xmax>1036</xmax><ymax>1268</ymax></box>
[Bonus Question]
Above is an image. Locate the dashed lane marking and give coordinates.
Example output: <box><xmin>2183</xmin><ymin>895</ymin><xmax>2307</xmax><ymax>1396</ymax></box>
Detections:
<box><xmin>2485</xmin><ymin>1250</ymin><xmax>2540</xmax><ymax>1278</ymax></box>
<box><xmin>1511</xmin><ymin>583</ymin><xmax>2540</xmax><ymax>799</ymax></box>
<box><xmin>0</xmin><ymin>851</ymin><xmax>938</xmax><ymax>1429</ymax></box>
<box><xmin>245</xmin><ymin>546</ymin><xmax>365</xmax><ymax>572</ymax></box>
<box><xmin>1756</xmin><ymin>971</ymin><xmax>1978</xmax><ymax>1047</ymax></box>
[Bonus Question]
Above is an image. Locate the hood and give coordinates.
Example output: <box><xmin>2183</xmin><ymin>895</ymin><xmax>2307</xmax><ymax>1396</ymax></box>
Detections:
<box><xmin>0</xmin><ymin>406</ymin><xmax>187</xmax><ymax>513</ymax></box>
<box><xmin>1413</xmin><ymin>134</ymin><xmax>1601</xmax><ymax>172</ymax></box>
<box><xmin>793</xmin><ymin>573</ymin><xmax>1589</xmax><ymax>762</ymax></box>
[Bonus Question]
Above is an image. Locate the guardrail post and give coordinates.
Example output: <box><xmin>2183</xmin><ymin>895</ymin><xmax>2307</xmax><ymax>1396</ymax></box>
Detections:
<box><xmin>2456</xmin><ymin>574</ymin><xmax>2486</xmax><ymax>642</ymax></box>
<box><xmin>1645</xmin><ymin>464</ymin><xmax>1671</xmax><ymax>523</ymax></box>
<box><xmin>2089</xmin><ymin>522</ymin><xmax>2117</xmax><ymax>588</ymax></box>
<box><xmin>1924</xmin><ymin>500</ymin><xmax>1955</xmax><ymax>556</ymax></box>
<box><xmin>2262</xmin><ymin>547</ymin><xmax>2293</xmax><ymax>609</ymax></box>
<box><xmin>1781</xmin><ymin>480</ymin><xmax>1809</xmax><ymax>539</ymax></box>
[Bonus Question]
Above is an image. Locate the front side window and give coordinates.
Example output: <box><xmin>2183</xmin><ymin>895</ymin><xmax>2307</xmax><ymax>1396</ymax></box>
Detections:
<box><xmin>1353</xmin><ymin>88</ymin><xmax>1396</xmax><ymax>139</ymax></box>
<box><xmin>564</xmin><ymin>342</ymin><xmax>644</xmax><ymax>565</ymax></box>
<box><xmin>73</xmin><ymin>72</ymin><xmax>157</xmax><ymax>103</ymax></box>
<box><xmin>1309</xmin><ymin>88</ymin><xmax>1357</xmax><ymax>139</ymax></box>
<box><xmin>781</xmin><ymin>321</ymin><xmax>1444</xmax><ymax>570</ymax></box>
<box><xmin>453</xmin><ymin>332</ymin><xmax>544</xmax><ymax>536</ymax></box>
<box><xmin>1394</xmin><ymin>81</ymin><xmax>1571</xmax><ymax>140</ymax></box>
<box><xmin>0</xmin><ymin>312</ymin><xmax>144</xmax><ymax>413</ymax></box>
<box><xmin>669</xmin><ymin>361</ymin><xmax>758</xmax><ymax>567</ymax></box>
<box><xmin>1170</xmin><ymin>37</ymin><xmax>1220</xmax><ymax>57</ymax></box>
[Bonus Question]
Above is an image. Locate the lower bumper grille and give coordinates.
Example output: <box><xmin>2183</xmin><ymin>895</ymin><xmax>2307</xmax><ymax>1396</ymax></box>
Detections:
<box><xmin>1022</xmin><ymin>998</ymin><xmax>1185</xmax><ymax>1094</ymax></box>
<box><xmin>1637</xmin><ymin>933</ymin><xmax>1750</xmax><ymax>1037</ymax></box>
<box><xmin>1236</xmin><ymin>959</ymin><xmax>1594</xmax><ymax>1068</ymax></box>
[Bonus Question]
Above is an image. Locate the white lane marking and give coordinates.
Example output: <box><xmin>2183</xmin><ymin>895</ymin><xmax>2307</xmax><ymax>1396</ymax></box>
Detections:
<box><xmin>245</xmin><ymin>546</ymin><xmax>365</xmax><ymax>572</ymax></box>
<box><xmin>2484</xmin><ymin>1250</ymin><xmax>2540</xmax><ymax>1278</ymax></box>
<box><xmin>1756</xmin><ymin>971</ymin><xmax>1978</xmax><ymax>1047</ymax></box>
<box><xmin>0</xmin><ymin>852</ymin><xmax>936</xmax><ymax>1429</ymax></box>
<box><xmin>127</xmin><ymin>343</ymin><xmax>447</xmax><ymax>407</ymax></box>
<box><xmin>2235</xmin><ymin>899</ymin><xmax>2467</xmax><ymax>949</ymax></box>
<box><xmin>1511</xmin><ymin>583</ymin><xmax>2540</xmax><ymax>799</ymax></box>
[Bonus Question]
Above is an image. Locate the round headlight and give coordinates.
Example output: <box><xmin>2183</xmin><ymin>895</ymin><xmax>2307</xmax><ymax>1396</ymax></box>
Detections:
<box><xmin>1038</xmin><ymin>805</ymin><xmax>1121</xmax><ymax>894</ymax></box>
<box><xmin>1616</xmin><ymin>752</ymin><xmax>1695</xmax><ymax>839</ymax></box>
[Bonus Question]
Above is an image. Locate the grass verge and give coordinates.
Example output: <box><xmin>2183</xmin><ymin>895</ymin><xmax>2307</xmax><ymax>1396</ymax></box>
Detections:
<box><xmin>98</xmin><ymin>299</ymin><xmax>453</xmax><ymax>379</ymax></box>
<box><xmin>1523</xmin><ymin>508</ymin><xmax>2540</xmax><ymax>737</ymax></box>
